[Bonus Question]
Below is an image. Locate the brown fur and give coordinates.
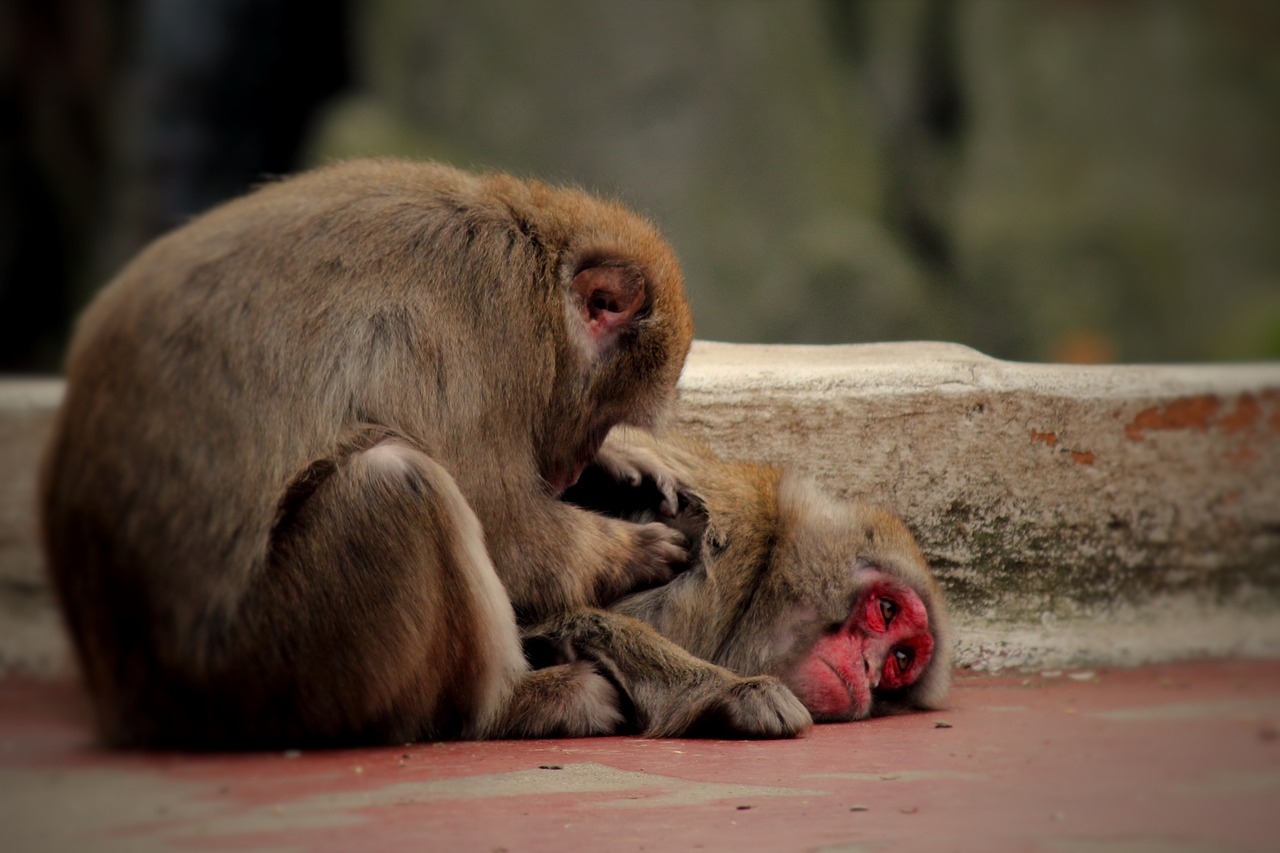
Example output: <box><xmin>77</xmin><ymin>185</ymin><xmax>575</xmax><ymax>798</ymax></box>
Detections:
<box><xmin>40</xmin><ymin>160</ymin><xmax>695</xmax><ymax>748</ymax></box>
<box><xmin>553</xmin><ymin>428</ymin><xmax>952</xmax><ymax>733</ymax></box>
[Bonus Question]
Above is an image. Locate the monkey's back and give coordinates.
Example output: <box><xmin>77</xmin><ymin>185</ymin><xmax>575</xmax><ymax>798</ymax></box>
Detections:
<box><xmin>47</xmin><ymin>169</ymin><xmax>471</xmax><ymax>593</ymax></box>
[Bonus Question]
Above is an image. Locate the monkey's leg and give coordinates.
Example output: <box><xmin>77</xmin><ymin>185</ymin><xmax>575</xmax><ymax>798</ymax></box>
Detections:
<box><xmin>214</xmin><ymin>433</ymin><xmax>541</xmax><ymax>745</ymax></box>
<box><xmin>472</xmin><ymin>487</ymin><xmax>691</xmax><ymax>620</ymax></box>
<box><xmin>525</xmin><ymin>610</ymin><xmax>813</xmax><ymax>739</ymax></box>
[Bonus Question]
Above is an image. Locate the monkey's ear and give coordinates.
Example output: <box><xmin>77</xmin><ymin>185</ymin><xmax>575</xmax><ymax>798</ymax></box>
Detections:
<box><xmin>572</xmin><ymin>265</ymin><xmax>646</xmax><ymax>347</ymax></box>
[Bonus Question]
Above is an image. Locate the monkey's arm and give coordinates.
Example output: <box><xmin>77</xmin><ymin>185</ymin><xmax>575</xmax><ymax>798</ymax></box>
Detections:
<box><xmin>518</xmin><ymin>609</ymin><xmax>811</xmax><ymax>739</ymax></box>
<box><xmin>476</xmin><ymin>488</ymin><xmax>689</xmax><ymax>621</ymax></box>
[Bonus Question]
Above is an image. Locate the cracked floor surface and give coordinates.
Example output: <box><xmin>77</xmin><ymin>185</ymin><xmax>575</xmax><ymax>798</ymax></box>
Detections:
<box><xmin>3</xmin><ymin>659</ymin><xmax>1279</xmax><ymax>852</ymax></box>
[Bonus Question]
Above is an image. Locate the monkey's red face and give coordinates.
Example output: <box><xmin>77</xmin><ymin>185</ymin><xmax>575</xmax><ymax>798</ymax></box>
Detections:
<box><xmin>784</xmin><ymin>571</ymin><xmax>934</xmax><ymax>721</ymax></box>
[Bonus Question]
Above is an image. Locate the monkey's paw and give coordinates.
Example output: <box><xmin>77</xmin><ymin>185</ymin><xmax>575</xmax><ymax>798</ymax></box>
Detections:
<box><xmin>595</xmin><ymin>438</ymin><xmax>681</xmax><ymax>517</ymax></box>
<box><xmin>622</xmin><ymin>521</ymin><xmax>690</xmax><ymax>587</ymax></box>
<box><xmin>495</xmin><ymin>662</ymin><xmax>625</xmax><ymax>739</ymax></box>
<box><xmin>594</xmin><ymin>521</ymin><xmax>689</xmax><ymax>604</ymax></box>
<box><xmin>691</xmin><ymin>676</ymin><xmax>814</xmax><ymax>739</ymax></box>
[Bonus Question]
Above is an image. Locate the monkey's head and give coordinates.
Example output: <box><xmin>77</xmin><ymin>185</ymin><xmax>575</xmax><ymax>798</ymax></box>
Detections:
<box><xmin>755</xmin><ymin>479</ymin><xmax>952</xmax><ymax>721</ymax></box>
<box><xmin>589</xmin><ymin>454</ymin><xmax>952</xmax><ymax>722</ymax></box>
<box><xmin>495</xmin><ymin>177</ymin><xmax>693</xmax><ymax>496</ymax></box>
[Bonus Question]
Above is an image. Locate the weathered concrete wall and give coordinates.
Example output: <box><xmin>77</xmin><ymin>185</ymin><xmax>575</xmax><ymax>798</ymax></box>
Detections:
<box><xmin>0</xmin><ymin>380</ymin><xmax>62</xmax><ymax>675</ymax></box>
<box><xmin>677</xmin><ymin>342</ymin><xmax>1280</xmax><ymax>669</ymax></box>
<box><xmin>2</xmin><ymin>343</ymin><xmax>1278</xmax><ymax>674</ymax></box>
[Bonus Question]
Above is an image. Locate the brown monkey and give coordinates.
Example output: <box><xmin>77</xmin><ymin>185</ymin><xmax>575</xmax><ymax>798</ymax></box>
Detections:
<box><xmin>40</xmin><ymin>159</ymin><xmax>724</xmax><ymax>748</ymax></box>
<box><xmin>547</xmin><ymin>428</ymin><xmax>952</xmax><ymax>735</ymax></box>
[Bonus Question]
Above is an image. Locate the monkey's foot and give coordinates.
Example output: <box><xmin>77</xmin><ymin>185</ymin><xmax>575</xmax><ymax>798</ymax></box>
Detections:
<box><xmin>495</xmin><ymin>662</ymin><xmax>625</xmax><ymax>739</ymax></box>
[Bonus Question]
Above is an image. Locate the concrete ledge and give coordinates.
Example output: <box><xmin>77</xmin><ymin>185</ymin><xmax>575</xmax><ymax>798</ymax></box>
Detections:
<box><xmin>677</xmin><ymin>342</ymin><xmax>1280</xmax><ymax>670</ymax></box>
<box><xmin>2</xmin><ymin>342</ymin><xmax>1279</xmax><ymax>673</ymax></box>
<box><xmin>0</xmin><ymin>379</ymin><xmax>63</xmax><ymax>675</ymax></box>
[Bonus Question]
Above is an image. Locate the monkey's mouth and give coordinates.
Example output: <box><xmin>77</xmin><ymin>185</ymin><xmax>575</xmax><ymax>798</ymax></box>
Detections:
<box><xmin>545</xmin><ymin>463</ymin><xmax>585</xmax><ymax>495</ymax></box>
<box><xmin>549</xmin><ymin>460</ymin><xmax>590</xmax><ymax>494</ymax></box>
<box><xmin>786</xmin><ymin>653</ymin><xmax>872</xmax><ymax>723</ymax></box>
<box><xmin>822</xmin><ymin>656</ymin><xmax>873</xmax><ymax>720</ymax></box>
<box><xmin>545</xmin><ymin>432</ymin><xmax>609</xmax><ymax>494</ymax></box>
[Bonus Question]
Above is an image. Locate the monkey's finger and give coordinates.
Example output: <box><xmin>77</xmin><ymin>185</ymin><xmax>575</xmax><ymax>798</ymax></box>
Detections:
<box><xmin>619</xmin><ymin>464</ymin><xmax>644</xmax><ymax>489</ymax></box>
<box><xmin>595</xmin><ymin>453</ymin><xmax>643</xmax><ymax>488</ymax></box>
<box><xmin>649</xmin><ymin>524</ymin><xmax>691</xmax><ymax>568</ymax></box>
<box><xmin>652</xmin><ymin>471</ymin><xmax>680</xmax><ymax>518</ymax></box>
<box><xmin>653</xmin><ymin>538</ymin><xmax>690</xmax><ymax>567</ymax></box>
<box><xmin>618</xmin><ymin>450</ymin><xmax>679</xmax><ymax>515</ymax></box>
<box><xmin>631</xmin><ymin>522</ymin><xmax>691</xmax><ymax>574</ymax></box>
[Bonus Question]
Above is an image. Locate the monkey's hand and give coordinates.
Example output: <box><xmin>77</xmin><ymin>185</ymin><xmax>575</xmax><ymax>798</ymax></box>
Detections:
<box><xmin>601</xmin><ymin>521</ymin><xmax>690</xmax><ymax>602</ymax></box>
<box><xmin>688</xmin><ymin>676</ymin><xmax>814</xmax><ymax>739</ymax></box>
<box><xmin>594</xmin><ymin>434</ymin><xmax>681</xmax><ymax>517</ymax></box>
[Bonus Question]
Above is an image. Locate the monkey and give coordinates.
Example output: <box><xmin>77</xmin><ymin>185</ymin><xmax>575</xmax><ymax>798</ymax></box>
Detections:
<box><xmin>540</xmin><ymin>428</ymin><xmax>952</xmax><ymax>735</ymax></box>
<box><xmin>37</xmin><ymin>159</ymin><xmax>820</xmax><ymax>749</ymax></box>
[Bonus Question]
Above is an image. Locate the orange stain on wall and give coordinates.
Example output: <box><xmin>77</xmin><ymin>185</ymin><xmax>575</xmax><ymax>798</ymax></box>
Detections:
<box><xmin>1124</xmin><ymin>396</ymin><xmax>1221</xmax><ymax>441</ymax></box>
<box><xmin>1030</xmin><ymin>430</ymin><xmax>1058</xmax><ymax>446</ymax></box>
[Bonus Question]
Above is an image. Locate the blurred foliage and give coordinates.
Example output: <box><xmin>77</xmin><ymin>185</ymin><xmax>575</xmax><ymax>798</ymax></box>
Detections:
<box><xmin>2</xmin><ymin>0</ymin><xmax>1278</xmax><ymax>370</ymax></box>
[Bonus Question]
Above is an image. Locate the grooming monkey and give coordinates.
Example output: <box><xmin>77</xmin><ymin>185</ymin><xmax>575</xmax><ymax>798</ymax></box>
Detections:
<box><xmin>39</xmin><ymin>159</ymin><xmax>742</xmax><ymax>747</ymax></box>
<box><xmin>547</xmin><ymin>429</ymin><xmax>952</xmax><ymax>735</ymax></box>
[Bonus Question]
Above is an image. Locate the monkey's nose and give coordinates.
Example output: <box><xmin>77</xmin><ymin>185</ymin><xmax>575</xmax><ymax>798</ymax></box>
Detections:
<box><xmin>865</xmin><ymin>655</ymin><xmax>880</xmax><ymax>689</ymax></box>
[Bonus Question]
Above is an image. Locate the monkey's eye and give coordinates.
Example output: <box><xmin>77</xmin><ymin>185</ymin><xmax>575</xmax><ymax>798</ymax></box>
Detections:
<box><xmin>879</xmin><ymin>598</ymin><xmax>898</xmax><ymax>627</ymax></box>
<box><xmin>892</xmin><ymin>647</ymin><xmax>914</xmax><ymax>674</ymax></box>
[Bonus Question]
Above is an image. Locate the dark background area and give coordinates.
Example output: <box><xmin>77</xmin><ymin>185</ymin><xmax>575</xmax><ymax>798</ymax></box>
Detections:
<box><xmin>3</xmin><ymin>0</ymin><xmax>1278</xmax><ymax>372</ymax></box>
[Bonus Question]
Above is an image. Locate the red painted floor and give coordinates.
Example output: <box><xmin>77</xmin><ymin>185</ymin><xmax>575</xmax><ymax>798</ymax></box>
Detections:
<box><xmin>3</xmin><ymin>660</ymin><xmax>1279</xmax><ymax>852</ymax></box>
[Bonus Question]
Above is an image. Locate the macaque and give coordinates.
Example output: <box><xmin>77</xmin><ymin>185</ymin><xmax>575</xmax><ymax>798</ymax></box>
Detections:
<box><xmin>548</xmin><ymin>429</ymin><xmax>952</xmax><ymax>735</ymax></box>
<box><xmin>39</xmin><ymin>159</ymin><xmax>737</xmax><ymax>748</ymax></box>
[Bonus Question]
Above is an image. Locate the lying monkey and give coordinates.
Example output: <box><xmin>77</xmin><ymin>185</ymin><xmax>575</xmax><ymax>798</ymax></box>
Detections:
<box><xmin>545</xmin><ymin>429</ymin><xmax>952</xmax><ymax>736</ymax></box>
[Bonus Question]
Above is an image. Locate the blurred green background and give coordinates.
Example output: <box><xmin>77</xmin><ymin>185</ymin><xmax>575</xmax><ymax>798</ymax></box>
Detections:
<box><xmin>4</xmin><ymin>0</ymin><xmax>1279</xmax><ymax>371</ymax></box>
